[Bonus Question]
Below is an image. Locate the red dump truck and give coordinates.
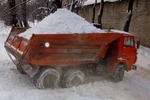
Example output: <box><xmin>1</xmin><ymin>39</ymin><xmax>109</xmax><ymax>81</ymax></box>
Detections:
<box><xmin>4</xmin><ymin>27</ymin><xmax>138</xmax><ymax>89</ymax></box>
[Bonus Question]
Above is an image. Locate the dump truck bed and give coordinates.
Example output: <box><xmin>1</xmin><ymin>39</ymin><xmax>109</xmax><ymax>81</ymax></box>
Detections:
<box><xmin>5</xmin><ymin>28</ymin><xmax>123</xmax><ymax>66</ymax></box>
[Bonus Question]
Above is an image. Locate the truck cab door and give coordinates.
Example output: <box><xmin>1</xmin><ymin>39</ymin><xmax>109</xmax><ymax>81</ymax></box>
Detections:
<box><xmin>123</xmin><ymin>36</ymin><xmax>137</xmax><ymax>68</ymax></box>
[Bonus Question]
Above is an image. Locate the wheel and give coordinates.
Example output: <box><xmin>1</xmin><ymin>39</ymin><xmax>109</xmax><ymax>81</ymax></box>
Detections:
<box><xmin>113</xmin><ymin>64</ymin><xmax>125</xmax><ymax>82</ymax></box>
<box><xmin>15</xmin><ymin>60</ymin><xmax>26</xmax><ymax>74</ymax></box>
<box><xmin>33</xmin><ymin>68</ymin><xmax>60</xmax><ymax>89</ymax></box>
<box><xmin>62</xmin><ymin>69</ymin><xmax>85</xmax><ymax>88</ymax></box>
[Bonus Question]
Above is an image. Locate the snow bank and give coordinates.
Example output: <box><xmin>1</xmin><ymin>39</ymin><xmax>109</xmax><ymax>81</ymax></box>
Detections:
<box><xmin>0</xmin><ymin>21</ymin><xmax>11</xmax><ymax>61</ymax></box>
<box><xmin>84</xmin><ymin>0</ymin><xmax>119</xmax><ymax>6</ymax></box>
<box><xmin>0</xmin><ymin>21</ymin><xmax>11</xmax><ymax>36</ymax></box>
<box><xmin>137</xmin><ymin>46</ymin><xmax>150</xmax><ymax>70</ymax></box>
<box><xmin>20</xmin><ymin>9</ymin><xmax>104</xmax><ymax>39</ymax></box>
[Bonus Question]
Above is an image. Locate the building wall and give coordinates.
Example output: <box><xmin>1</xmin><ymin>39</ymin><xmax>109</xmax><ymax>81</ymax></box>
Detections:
<box><xmin>78</xmin><ymin>0</ymin><xmax>150</xmax><ymax>47</ymax></box>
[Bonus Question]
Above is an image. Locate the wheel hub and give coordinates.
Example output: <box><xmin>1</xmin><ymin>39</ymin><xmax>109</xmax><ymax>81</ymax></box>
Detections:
<box><xmin>43</xmin><ymin>74</ymin><xmax>57</xmax><ymax>88</ymax></box>
<box><xmin>71</xmin><ymin>76</ymin><xmax>81</xmax><ymax>86</ymax></box>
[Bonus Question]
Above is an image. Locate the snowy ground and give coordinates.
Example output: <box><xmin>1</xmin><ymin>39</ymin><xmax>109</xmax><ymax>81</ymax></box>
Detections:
<box><xmin>0</xmin><ymin>26</ymin><xmax>150</xmax><ymax>100</ymax></box>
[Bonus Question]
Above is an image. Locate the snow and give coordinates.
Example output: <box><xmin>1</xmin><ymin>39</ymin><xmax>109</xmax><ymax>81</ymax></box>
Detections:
<box><xmin>84</xmin><ymin>0</ymin><xmax>119</xmax><ymax>6</ymax></box>
<box><xmin>0</xmin><ymin>0</ymin><xmax>7</xmax><ymax>4</ymax></box>
<box><xmin>137</xmin><ymin>46</ymin><xmax>150</xmax><ymax>70</ymax></box>
<box><xmin>0</xmin><ymin>20</ymin><xmax>150</xmax><ymax>100</ymax></box>
<box><xmin>0</xmin><ymin>21</ymin><xmax>11</xmax><ymax>36</ymax></box>
<box><xmin>110</xmin><ymin>29</ymin><xmax>131</xmax><ymax>34</ymax></box>
<box><xmin>20</xmin><ymin>9</ymin><xmax>104</xmax><ymax>39</ymax></box>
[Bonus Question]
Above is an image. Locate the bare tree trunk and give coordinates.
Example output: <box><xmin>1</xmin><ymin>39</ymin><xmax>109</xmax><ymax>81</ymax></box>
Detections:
<box><xmin>46</xmin><ymin>0</ymin><xmax>49</xmax><ymax>8</ymax></box>
<box><xmin>98</xmin><ymin>0</ymin><xmax>104</xmax><ymax>29</ymax></box>
<box><xmin>76</xmin><ymin>6</ymin><xmax>79</xmax><ymax>14</ymax></box>
<box><xmin>70</xmin><ymin>0</ymin><xmax>78</xmax><ymax>12</ymax></box>
<box><xmin>21</xmin><ymin>0</ymin><xmax>29</xmax><ymax>27</ymax></box>
<box><xmin>55</xmin><ymin>0</ymin><xmax>62</xmax><ymax>8</ymax></box>
<box><xmin>123</xmin><ymin>0</ymin><xmax>135</xmax><ymax>32</ymax></box>
<box><xmin>92</xmin><ymin>0</ymin><xmax>97</xmax><ymax>23</ymax></box>
<box><xmin>136</xmin><ymin>0</ymin><xmax>139</xmax><ymax>7</ymax></box>
<box><xmin>8</xmin><ymin>0</ymin><xmax>18</xmax><ymax>26</ymax></box>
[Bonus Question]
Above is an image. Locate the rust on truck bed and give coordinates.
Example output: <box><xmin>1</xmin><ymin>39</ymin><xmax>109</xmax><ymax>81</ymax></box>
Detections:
<box><xmin>5</xmin><ymin>32</ymin><xmax>122</xmax><ymax>66</ymax></box>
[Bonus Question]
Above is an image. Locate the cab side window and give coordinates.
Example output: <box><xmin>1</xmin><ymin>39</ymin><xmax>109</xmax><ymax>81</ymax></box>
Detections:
<box><xmin>124</xmin><ymin>37</ymin><xmax>134</xmax><ymax>47</ymax></box>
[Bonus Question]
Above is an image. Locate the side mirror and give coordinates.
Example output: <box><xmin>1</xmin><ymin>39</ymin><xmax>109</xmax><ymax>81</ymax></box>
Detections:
<box><xmin>136</xmin><ymin>40</ymin><xmax>140</xmax><ymax>49</ymax></box>
<box><xmin>135</xmin><ymin>37</ymin><xmax>140</xmax><ymax>49</ymax></box>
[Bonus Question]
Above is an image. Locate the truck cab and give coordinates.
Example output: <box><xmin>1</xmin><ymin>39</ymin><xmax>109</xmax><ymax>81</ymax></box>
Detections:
<box><xmin>106</xmin><ymin>33</ymin><xmax>138</xmax><ymax>82</ymax></box>
<box><xmin>122</xmin><ymin>35</ymin><xmax>137</xmax><ymax>69</ymax></box>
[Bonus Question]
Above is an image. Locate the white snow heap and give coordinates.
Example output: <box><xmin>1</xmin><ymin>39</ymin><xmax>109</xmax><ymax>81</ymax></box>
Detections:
<box><xmin>0</xmin><ymin>21</ymin><xmax>11</xmax><ymax>35</ymax></box>
<box><xmin>84</xmin><ymin>0</ymin><xmax>119</xmax><ymax>6</ymax></box>
<box><xmin>0</xmin><ymin>0</ymin><xmax>7</xmax><ymax>4</ymax></box>
<box><xmin>20</xmin><ymin>9</ymin><xmax>104</xmax><ymax>39</ymax></box>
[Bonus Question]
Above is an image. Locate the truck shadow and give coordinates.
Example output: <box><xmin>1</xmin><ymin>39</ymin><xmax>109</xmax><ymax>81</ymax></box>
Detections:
<box><xmin>84</xmin><ymin>73</ymin><xmax>113</xmax><ymax>84</ymax></box>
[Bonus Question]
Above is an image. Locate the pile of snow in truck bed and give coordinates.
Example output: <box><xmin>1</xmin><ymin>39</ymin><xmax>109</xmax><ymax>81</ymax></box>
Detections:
<box><xmin>20</xmin><ymin>9</ymin><xmax>104</xmax><ymax>39</ymax></box>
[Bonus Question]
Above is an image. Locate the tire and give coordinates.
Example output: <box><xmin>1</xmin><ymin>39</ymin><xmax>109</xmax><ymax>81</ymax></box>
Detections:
<box><xmin>62</xmin><ymin>69</ymin><xmax>85</xmax><ymax>88</ymax></box>
<box><xmin>33</xmin><ymin>68</ymin><xmax>60</xmax><ymax>89</ymax></box>
<box><xmin>15</xmin><ymin>60</ymin><xmax>26</xmax><ymax>74</ymax></box>
<box><xmin>113</xmin><ymin>64</ymin><xmax>125</xmax><ymax>82</ymax></box>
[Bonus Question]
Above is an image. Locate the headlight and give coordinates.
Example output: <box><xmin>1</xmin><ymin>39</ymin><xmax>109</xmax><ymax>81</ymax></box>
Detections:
<box><xmin>45</xmin><ymin>42</ymin><xmax>50</xmax><ymax>48</ymax></box>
